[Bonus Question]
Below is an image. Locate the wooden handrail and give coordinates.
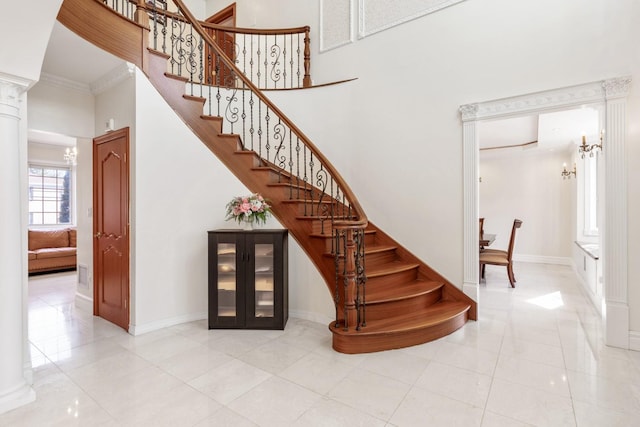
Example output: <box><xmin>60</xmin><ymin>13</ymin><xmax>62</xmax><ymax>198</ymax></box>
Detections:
<box><xmin>201</xmin><ymin>21</ymin><xmax>310</xmax><ymax>36</ymax></box>
<box><xmin>169</xmin><ymin>0</ymin><xmax>368</xmax><ymax>229</ymax></box>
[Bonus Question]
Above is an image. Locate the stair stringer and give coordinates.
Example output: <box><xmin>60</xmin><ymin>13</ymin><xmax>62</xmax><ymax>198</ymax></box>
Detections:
<box><xmin>57</xmin><ymin>0</ymin><xmax>477</xmax><ymax>354</ymax></box>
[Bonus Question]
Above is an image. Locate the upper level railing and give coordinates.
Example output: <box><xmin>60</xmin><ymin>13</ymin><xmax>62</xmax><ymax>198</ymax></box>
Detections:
<box><xmin>99</xmin><ymin>0</ymin><xmax>367</xmax><ymax>333</ymax></box>
<box><xmin>102</xmin><ymin>0</ymin><xmax>310</xmax><ymax>89</ymax></box>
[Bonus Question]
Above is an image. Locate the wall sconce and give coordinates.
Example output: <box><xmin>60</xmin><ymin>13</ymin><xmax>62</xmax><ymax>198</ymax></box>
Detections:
<box><xmin>561</xmin><ymin>162</ymin><xmax>576</xmax><ymax>179</ymax></box>
<box><xmin>64</xmin><ymin>146</ymin><xmax>77</xmax><ymax>165</ymax></box>
<box><xmin>578</xmin><ymin>130</ymin><xmax>603</xmax><ymax>158</ymax></box>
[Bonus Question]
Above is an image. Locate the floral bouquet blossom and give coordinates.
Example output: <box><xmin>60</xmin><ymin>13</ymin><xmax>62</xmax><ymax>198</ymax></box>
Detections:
<box><xmin>225</xmin><ymin>193</ymin><xmax>272</xmax><ymax>226</ymax></box>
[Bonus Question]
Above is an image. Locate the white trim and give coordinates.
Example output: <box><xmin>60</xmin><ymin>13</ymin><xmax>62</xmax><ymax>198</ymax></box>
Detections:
<box><xmin>320</xmin><ymin>0</ymin><xmax>353</xmax><ymax>53</ymax></box>
<box><xmin>39</xmin><ymin>72</ymin><xmax>91</xmax><ymax>94</ymax></box>
<box><xmin>128</xmin><ymin>312</ymin><xmax>207</xmax><ymax>336</ymax></box>
<box><xmin>460</xmin><ymin>77</ymin><xmax>631</xmax><ymax>348</ymax></box>
<box><xmin>74</xmin><ymin>292</ymin><xmax>93</xmax><ymax>313</ymax></box>
<box><xmin>629</xmin><ymin>331</ymin><xmax>640</xmax><ymax>352</ymax></box>
<box><xmin>0</xmin><ymin>384</ymin><xmax>35</xmax><ymax>416</ymax></box>
<box><xmin>570</xmin><ymin>259</ymin><xmax>604</xmax><ymax>316</ymax></box>
<box><xmin>90</xmin><ymin>62</ymin><xmax>136</xmax><ymax>95</ymax></box>
<box><xmin>512</xmin><ymin>255</ymin><xmax>572</xmax><ymax>266</ymax></box>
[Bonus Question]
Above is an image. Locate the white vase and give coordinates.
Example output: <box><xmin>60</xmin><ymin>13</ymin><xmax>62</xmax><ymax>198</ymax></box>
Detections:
<box><xmin>242</xmin><ymin>221</ymin><xmax>253</xmax><ymax>231</ymax></box>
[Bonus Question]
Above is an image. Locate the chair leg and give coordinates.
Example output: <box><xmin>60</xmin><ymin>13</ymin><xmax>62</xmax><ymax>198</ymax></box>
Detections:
<box><xmin>507</xmin><ymin>264</ymin><xmax>515</xmax><ymax>288</ymax></box>
<box><xmin>481</xmin><ymin>264</ymin><xmax>486</xmax><ymax>279</ymax></box>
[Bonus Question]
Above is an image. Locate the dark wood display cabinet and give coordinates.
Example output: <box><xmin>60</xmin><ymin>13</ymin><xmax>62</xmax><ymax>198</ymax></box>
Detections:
<box><xmin>208</xmin><ymin>229</ymin><xmax>288</xmax><ymax>329</ymax></box>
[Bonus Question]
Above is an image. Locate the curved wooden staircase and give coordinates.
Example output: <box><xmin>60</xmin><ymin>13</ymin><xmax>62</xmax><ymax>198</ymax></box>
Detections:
<box><xmin>58</xmin><ymin>0</ymin><xmax>476</xmax><ymax>354</ymax></box>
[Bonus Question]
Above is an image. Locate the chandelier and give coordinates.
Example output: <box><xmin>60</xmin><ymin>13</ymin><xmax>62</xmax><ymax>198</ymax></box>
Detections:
<box><xmin>64</xmin><ymin>146</ymin><xmax>77</xmax><ymax>165</ymax></box>
<box><xmin>561</xmin><ymin>162</ymin><xmax>576</xmax><ymax>179</ymax></box>
<box><xmin>578</xmin><ymin>130</ymin><xmax>603</xmax><ymax>158</ymax></box>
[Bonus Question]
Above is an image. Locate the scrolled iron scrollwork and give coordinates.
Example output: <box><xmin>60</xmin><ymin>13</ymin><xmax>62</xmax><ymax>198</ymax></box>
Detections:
<box><xmin>270</xmin><ymin>45</ymin><xmax>282</xmax><ymax>83</ymax></box>
<box><xmin>169</xmin><ymin>19</ymin><xmax>199</xmax><ymax>76</ymax></box>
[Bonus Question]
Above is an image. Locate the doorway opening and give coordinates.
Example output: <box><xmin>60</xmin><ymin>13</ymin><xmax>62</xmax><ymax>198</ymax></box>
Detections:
<box><xmin>461</xmin><ymin>77</ymin><xmax>631</xmax><ymax>348</ymax></box>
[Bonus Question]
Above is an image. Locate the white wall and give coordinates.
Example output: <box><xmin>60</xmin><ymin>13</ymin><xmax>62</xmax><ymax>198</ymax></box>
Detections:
<box><xmin>131</xmin><ymin>70</ymin><xmax>333</xmax><ymax>332</ymax></box>
<box><xmin>27</xmin><ymin>81</ymin><xmax>94</xmax><ymax>138</ymax></box>
<box><xmin>206</xmin><ymin>0</ymin><xmax>640</xmax><ymax>335</ymax></box>
<box><xmin>479</xmin><ymin>148</ymin><xmax>573</xmax><ymax>263</ymax></box>
<box><xmin>1</xmin><ymin>1</ymin><xmax>63</xmax><ymax>84</ymax></box>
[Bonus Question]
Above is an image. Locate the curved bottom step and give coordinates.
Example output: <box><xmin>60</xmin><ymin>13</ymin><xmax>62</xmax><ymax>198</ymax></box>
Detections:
<box><xmin>329</xmin><ymin>300</ymin><xmax>470</xmax><ymax>354</ymax></box>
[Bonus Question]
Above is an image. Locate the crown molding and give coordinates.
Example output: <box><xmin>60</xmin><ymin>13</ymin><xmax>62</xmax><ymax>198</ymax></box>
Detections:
<box><xmin>39</xmin><ymin>72</ymin><xmax>91</xmax><ymax>93</ymax></box>
<box><xmin>90</xmin><ymin>62</ymin><xmax>136</xmax><ymax>95</ymax></box>
<box><xmin>459</xmin><ymin>78</ymin><xmax>632</xmax><ymax>122</ymax></box>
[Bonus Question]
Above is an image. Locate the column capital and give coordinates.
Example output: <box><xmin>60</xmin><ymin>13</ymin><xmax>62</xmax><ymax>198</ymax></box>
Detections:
<box><xmin>459</xmin><ymin>103</ymin><xmax>479</xmax><ymax>122</ymax></box>
<box><xmin>0</xmin><ymin>78</ymin><xmax>28</xmax><ymax>118</ymax></box>
<box><xmin>603</xmin><ymin>76</ymin><xmax>632</xmax><ymax>100</ymax></box>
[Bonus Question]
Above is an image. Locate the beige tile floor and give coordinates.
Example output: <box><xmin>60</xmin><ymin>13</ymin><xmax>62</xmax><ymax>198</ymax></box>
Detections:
<box><xmin>1</xmin><ymin>263</ymin><xmax>639</xmax><ymax>426</ymax></box>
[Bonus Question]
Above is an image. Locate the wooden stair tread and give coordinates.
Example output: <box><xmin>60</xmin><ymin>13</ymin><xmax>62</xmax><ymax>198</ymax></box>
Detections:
<box><xmin>366</xmin><ymin>261</ymin><xmax>420</xmax><ymax>277</ymax></box>
<box><xmin>322</xmin><ymin>243</ymin><xmax>396</xmax><ymax>259</ymax></box>
<box><xmin>366</xmin><ymin>279</ymin><xmax>443</xmax><ymax>304</ymax></box>
<box><xmin>331</xmin><ymin>300</ymin><xmax>470</xmax><ymax>336</ymax></box>
<box><xmin>283</xmin><ymin>199</ymin><xmax>336</xmax><ymax>205</ymax></box>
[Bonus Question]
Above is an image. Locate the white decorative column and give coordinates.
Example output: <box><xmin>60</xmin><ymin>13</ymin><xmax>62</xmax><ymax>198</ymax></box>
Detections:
<box><xmin>459</xmin><ymin>104</ymin><xmax>479</xmax><ymax>303</ymax></box>
<box><xmin>602</xmin><ymin>77</ymin><xmax>631</xmax><ymax>348</ymax></box>
<box><xmin>0</xmin><ymin>78</ymin><xmax>35</xmax><ymax>414</ymax></box>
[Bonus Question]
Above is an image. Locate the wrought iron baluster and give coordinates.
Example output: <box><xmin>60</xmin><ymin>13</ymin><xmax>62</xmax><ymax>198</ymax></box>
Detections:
<box><xmin>265</xmin><ymin>106</ymin><xmax>271</xmax><ymax>162</ymax></box>
<box><xmin>295</xmin><ymin>137</ymin><xmax>301</xmax><ymax>201</ymax></box>
<box><xmin>215</xmin><ymin>53</ymin><xmax>221</xmax><ymax>117</ymax></box>
<box><xmin>303</xmin><ymin>145</ymin><xmax>308</xmax><ymax>216</ymax></box>
<box><xmin>257</xmin><ymin>100</ymin><xmax>263</xmax><ymax>159</ymax></box>
<box><xmin>282</xmin><ymin>35</ymin><xmax>287</xmax><ymax>89</ymax></box>
<box><xmin>309</xmin><ymin>152</ymin><xmax>315</xmax><ymax>217</ymax></box>
<box><xmin>249</xmin><ymin>91</ymin><xmax>255</xmax><ymax>151</ymax></box>
<box><xmin>297</xmin><ymin>33</ymin><xmax>301</xmax><ymax>86</ymax></box>
<box><xmin>256</xmin><ymin>41</ymin><xmax>261</xmax><ymax>88</ymax></box>
<box><xmin>290</xmin><ymin>34</ymin><xmax>294</xmax><ymax>89</ymax></box>
<box><xmin>288</xmin><ymin>128</ymin><xmax>293</xmax><ymax>197</ymax></box>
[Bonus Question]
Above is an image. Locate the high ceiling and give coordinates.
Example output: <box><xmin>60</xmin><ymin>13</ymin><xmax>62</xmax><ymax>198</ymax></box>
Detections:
<box><xmin>42</xmin><ymin>21</ymin><xmax>124</xmax><ymax>86</ymax></box>
<box><xmin>40</xmin><ymin>21</ymin><xmax>600</xmax><ymax>154</ymax></box>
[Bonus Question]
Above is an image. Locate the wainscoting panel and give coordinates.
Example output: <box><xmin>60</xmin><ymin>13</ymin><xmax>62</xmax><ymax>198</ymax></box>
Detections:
<box><xmin>320</xmin><ymin>0</ymin><xmax>353</xmax><ymax>52</ymax></box>
<box><xmin>358</xmin><ymin>0</ymin><xmax>467</xmax><ymax>38</ymax></box>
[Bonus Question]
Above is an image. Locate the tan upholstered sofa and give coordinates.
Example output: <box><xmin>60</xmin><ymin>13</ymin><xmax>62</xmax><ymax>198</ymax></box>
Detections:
<box><xmin>28</xmin><ymin>228</ymin><xmax>77</xmax><ymax>274</ymax></box>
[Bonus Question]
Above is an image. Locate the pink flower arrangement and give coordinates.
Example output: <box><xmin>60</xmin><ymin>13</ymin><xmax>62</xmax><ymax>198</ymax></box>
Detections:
<box><xmin>225</xmin><ymin>193</ymin><xmax>272</xmax><ymax>225</ymax></box>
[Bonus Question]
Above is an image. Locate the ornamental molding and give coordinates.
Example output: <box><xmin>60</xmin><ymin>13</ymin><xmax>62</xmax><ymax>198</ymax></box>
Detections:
<box><xmin>0</xmin><ymin>73</ymin><xmax>29</xmax><ymax>111</ymax></box>
<box><xmin>90</xmin><ymin>62</ymin><xmax>136</xmax><ymax>95</ymax></box>
<box><xmin>459</xmin><ymin>103</ymin><xmax>478</xmax><ymax>121</ymax></box>
<box><xmin>459</xmin><ymin>78</ymin><xmax>632</xmax><ymax>122</ymax></box>
<box><xmin>603</xmin><ymin>76</ymin><xmax>632</xmax><ymax>100</ymax></box>
<box><xmin>40</xmin><ymin>72</ymin><xmax>91</xmax><ymax>93</ymax></box>
<box><xmin>0</xmin><ymin>81</ymin><xmax>24</xmax><ymax>110</ymax></box>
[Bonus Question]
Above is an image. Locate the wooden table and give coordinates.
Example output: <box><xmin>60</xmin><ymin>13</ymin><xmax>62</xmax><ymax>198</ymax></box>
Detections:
<box><xmin>480</xmin><ymin>233</ymin><xmax>496</xmax><ymax>248</ymax></box>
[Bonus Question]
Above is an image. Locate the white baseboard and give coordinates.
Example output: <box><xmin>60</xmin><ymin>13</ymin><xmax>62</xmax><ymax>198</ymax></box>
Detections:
<box><xmin>129</xmin><ymin>312</ymin><xmax>207</xmax><ymax>336</ymax></box>
<box><xmin>629</xmin><ymin>331</ymin><xmax>640</xmax><ymax>352</ymax></box>
<box><xmin>0</xmin><ymin>383</ymin><xmax>35</xmax><ymax>416</ymax></box>
<box><xmin>513</xmin><ymin>254</ymin><xmax>572</xmax><ymax>265</ymax></box>
<box><xmin>74</xmin><ymin>292</ymin><xmax>93</xmax><ymax>313</ymax></box>
<box><xmin>462</xmin><ymin>282</ymin><xmax>479</xmax><ymax>302</ymax></box>
<box><xmin>289</xmin><ymin>310</ymin><xmax>333</xmax><ymax>326</ymax></box>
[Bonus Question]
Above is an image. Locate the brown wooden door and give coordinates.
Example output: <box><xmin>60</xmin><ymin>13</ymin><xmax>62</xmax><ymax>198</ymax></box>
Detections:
<box><xmin>205</xmin><ymin>3</ymin><xmax>236</xmax><ymax>86</ymax></box>
<box><xmin>93</xmin><ymin>127</ymin><xmax>130</xmax><ymax>330</ymax></box>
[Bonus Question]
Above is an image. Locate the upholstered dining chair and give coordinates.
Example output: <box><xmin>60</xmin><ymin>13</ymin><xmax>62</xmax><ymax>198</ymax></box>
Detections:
<box><xmin>479</xmin><ymin>219</ymin><xmax>522</xmax><ymax>287</ymax></box>
<box><xmin>479</xmin><ymin>217</ymin><xmax>485</xmax><ymax>249</ymax></box>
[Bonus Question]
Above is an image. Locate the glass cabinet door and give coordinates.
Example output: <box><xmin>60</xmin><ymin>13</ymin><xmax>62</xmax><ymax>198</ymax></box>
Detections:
<box><xmin>253</xmin><ymin>243</ymin><xmax>274</xmax><ymax>318</ymax></box>
<box><xmin>217</xmin><ymin>242</ymin><xmax>237</xmax><ymax>317</ymax></box>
